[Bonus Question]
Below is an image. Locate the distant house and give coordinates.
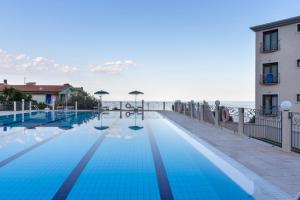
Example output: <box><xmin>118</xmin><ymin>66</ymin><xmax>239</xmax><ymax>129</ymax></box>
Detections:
<box><xmin>0</xmin><ymin>79</ymin><xmax>74</xmax><ymax>104</ymax></box>
<box><xmin>250</xmin><ymin>16</ymin><xmax>300</xmax><ymax>114</ymax></box>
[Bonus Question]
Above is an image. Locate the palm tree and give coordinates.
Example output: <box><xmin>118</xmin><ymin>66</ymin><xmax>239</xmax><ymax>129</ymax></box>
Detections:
<box><xmin>2</xmin><ymin>87</ymin><xmax>32</xmax><ymax>102</ymax></box>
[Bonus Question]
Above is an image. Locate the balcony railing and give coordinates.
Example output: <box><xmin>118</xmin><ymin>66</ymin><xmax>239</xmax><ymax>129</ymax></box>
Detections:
<box><xmin>260</xmin><ymin>73</ymin><xmax>280</xmax><ymax>85</ymax></box>
<box><xmin>259</xmin><ymin>106</ymin><xmax>280</xmax><ymax>117</ymax></box>
<box><xmin>259</xmin><ymin>40</ymin><xmax>280</xmax><ymax>53</ymax></box>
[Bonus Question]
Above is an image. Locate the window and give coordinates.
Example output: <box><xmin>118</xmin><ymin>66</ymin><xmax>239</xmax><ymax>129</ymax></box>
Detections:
<box><xmin>297</xmin><ymin>94</ymin><xmax>300</xmax><ymax>102</ymax></box>
<box><xmin>298</xmin><ymin>24</ymin><xmax>300</xmax><ymax>32</ymax></box>
<box><xmin>262</xmin><ymin>94</ymin><xmax>278</xmax><ymax>115</ymax></box>
<box><xmin>297</xmin><ymin>60</ymin><xmax>300</xmax><ymax>68</ymax></box>
<box><xmin>263</xmin><ymin>63</ymin><xmax>278</xmax><ymax>84</ymax></box>
<box><xmin>263</xmin><ymin>30</ymin><xmax>278</xmax><ymax>52</ymax></box>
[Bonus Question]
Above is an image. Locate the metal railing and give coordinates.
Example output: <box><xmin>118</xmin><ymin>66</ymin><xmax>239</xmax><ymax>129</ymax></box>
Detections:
<box><xmin>259</xmin><ymin>106</ymin><xmax>280</xmax><ymax>117</ymax></box>
<box><xmin>260</xmin><ymin>73</ymin><xmax>280</xmax><ymax>85</ymax></box>
<box><xmin>244</xmin><ymin>108</ymin><xmax>282</xmax><ymax>147</ymax></box>
<box><xmin>0</xmin><ymin>102</ymin><xmax>14</xmax><ymax>111</ymax></box>
<box><xmin>173</xmin><ymin>100</ymin><xmax>300</xmax><ymax>153</ymax></box>
<box><xmin>259</xmin><ymin>40</ymin><xmax>280</xmax><ymax>53</ymax></box>
<box><xmin>100</xmin><ymin>101</ymin><xmax>173</xmax><ymax>112</ymax></box>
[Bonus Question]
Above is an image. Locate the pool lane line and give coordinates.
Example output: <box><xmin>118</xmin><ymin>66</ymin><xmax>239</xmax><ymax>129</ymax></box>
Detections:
<box><xmin>52</xmin><ymin>119</ymin><xmax>118</xmax><ymax>200</ymax></box>
<box><xmin>145</xmin><ymin>121</ymin><xmax>174</xmax><ymax>200</ymax></box>
<box><xmin>0</xmin><ymin>132</ymin><xmax>62</xmax><ymax>168</ymax></box>
<box><xmin>0</xmin><ymin>113</ymin><xmax>94</xmax><ymax>168</ymax></box>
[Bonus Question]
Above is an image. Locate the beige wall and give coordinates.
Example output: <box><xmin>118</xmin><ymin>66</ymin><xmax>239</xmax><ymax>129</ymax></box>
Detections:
<box><xmin>255</xmin><ymin>23</ymin><xmax>300</xmax><ymax>112</ymax></box>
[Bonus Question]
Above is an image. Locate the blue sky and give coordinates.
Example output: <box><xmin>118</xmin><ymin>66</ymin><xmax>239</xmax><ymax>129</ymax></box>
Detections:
<box><xmin>0</xmin><ymin>0</ymin><xmax>299</xmax><ymax>101</ymax></box>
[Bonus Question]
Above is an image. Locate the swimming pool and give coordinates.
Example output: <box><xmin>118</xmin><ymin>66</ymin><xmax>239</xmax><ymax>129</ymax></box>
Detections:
<box><xmin>0</xmin><ymin>111</ymin><xmax>255</xmax><ymax>199</ymax></box>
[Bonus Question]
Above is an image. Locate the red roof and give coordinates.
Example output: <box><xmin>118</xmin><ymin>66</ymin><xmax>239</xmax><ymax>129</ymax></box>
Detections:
<box><xmin>0</xmin><ymin>83</ymin><xmax>72</xmax><ymax>94</ymax></box>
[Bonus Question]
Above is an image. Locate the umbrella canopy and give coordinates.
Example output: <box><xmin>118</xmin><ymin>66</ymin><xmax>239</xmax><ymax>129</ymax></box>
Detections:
<box><xmin>94</xmin><ymin>90</ymin><xmax>109</xmax><ymax>95</ymax></box>
<box><xmin>129</xmin><ymin>90</ymin><xmax>144</xmax><ymax>95</ymax></box>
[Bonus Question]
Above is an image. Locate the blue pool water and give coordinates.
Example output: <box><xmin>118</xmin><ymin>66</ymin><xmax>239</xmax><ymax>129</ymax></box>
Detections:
<box><xmin>0</xmin><ymin>111</ymin><xmax>254</xmax><ymax>200</ymax></box>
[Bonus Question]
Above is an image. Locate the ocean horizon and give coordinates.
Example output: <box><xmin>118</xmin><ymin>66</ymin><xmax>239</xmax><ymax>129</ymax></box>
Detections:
<box><xmin>102</xmin><ymin>101</ymin><xmax>255</xmax><ymax>110</ymax></box>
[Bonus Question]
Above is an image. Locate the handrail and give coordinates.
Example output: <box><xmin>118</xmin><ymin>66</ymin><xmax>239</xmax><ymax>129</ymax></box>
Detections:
<box><xmin>260</xmin><ymin>73</ymin><xmax>280</xmax><ymax>85</ymax></box>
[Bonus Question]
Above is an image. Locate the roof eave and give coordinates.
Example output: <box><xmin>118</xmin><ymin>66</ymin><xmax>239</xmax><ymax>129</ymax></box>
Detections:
<box><xmin>250</xmin><ymin>16</ymin><xmax>300</xmax><ymax>32</ymax></box>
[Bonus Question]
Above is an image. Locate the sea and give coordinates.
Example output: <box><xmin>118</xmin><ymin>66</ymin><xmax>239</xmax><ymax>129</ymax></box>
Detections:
<box><xmin>102</xmin><ymin>101</ymin><xmax>255</xmax><ymax>111</ymax></box>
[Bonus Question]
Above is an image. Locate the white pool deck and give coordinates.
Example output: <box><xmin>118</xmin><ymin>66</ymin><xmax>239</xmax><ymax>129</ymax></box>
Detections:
<box><xmin>160</xmin><ymin>111</ymin><xmax>300</xmax><ymax>200</ymax></box>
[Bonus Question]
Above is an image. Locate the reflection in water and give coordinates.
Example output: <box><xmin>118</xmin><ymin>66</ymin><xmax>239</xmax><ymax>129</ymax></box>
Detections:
<box><xmin>128</xmin><ymin>112</ymin><xmax>144</xmax><ymax>131</ymax></box>
<box><xmin>0</xmin><ymin>112</ymin><xmax>97</xmax><ymax>150</ymax></box>
<box><xmin>94</xmin><ymin>112</ymin><xmax>109</xmax><ymax>131</ymax></box>
<box><xmin>0</xmin><ymin>111</ymin><xmax>97</xmax><ymax>131</ymax></box>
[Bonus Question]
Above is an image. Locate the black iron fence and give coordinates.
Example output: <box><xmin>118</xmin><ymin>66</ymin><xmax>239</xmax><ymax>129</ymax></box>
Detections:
<box><xmin>173</xmin><ymin>100</ymin><xmax>300</xmax><ymax>153</ymax></box>
<box><xmin>0</xmin><ymin>102</ymin><xmax>14</xmax><ymax>111</ymax></box>
<box><xmin>244</xmin><ymin>108</ymin><xmax>282</xmax><ymax>147</ymax></box>
<box><xmin>291</xmin><ymin>112</ymin><xmax>300</xmax><ymax>153</ymax></box>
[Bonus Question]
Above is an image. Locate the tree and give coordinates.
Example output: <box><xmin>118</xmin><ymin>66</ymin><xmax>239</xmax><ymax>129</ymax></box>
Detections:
<box><xmin>66</xmin><ymin>90</ymin><xmax>98</xmax><ymax>110</ymax></box>
<box><xmin>0</xmin><ymin>87</ymin><xmax>32</xmax><ymax>102</ymax></box>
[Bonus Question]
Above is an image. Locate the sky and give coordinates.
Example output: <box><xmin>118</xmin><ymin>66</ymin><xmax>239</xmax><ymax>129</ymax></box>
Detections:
<box><xmin>0</xmin><ymin>0</ymin><xmax>299</xmax><ymax>101</ymax></box>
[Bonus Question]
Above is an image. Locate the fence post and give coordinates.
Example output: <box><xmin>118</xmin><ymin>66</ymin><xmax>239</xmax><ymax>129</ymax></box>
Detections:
<box><xmin>282</xmin><ymin>111</ymin><xmax>292</xmax><ymax>152</ymax></box>
<box><xmin>214</xmin><ymin>100</ymin><xmax>220</xmax><ymax>127</ymax></box>
<box><xmin>190</xmin><ymin>101</ymin><xmax>194</xmax><ymax>118</ymax></box>
<box><xmin>183</xmin><ymin>103</ymin><xmax>186</xmax><ymax>116</ymax></box>
<box><xmin>13</xmin><ymin>101</ymin><xmax>16</xmax><ymax>112</ymax></box>
<box><xmin>197</xmin><ymin>102</ymin><xmax>200</xmax><ymax>120</ymax></box>
<box><xmin>75</xmin><ymin>101</ymin><xmax>78</xmax><ymax>111</ymax></box>
<box><xmin>142</xmin><ymin>100</ymin><xmax>144</xmax><ymax>120</ymax></box>
<box><xmin>280</xmin><ymin>101</ymin><xmax>292</xmax><ymax>152</ymax></box>
<box><xmin>22</xmin><ymin>99</ymin><xmax>25</xmax><ymax>113</ymax></box>
<box><xmin>163</xmin><ymin>102</ymin><xmax>165</xmax><ymax>111</ymax></box>
<box><xmin>238</xmin><ymin>108</ymin><xmax>244</xmax><ymax>135</ymax></box>
<box><xmin>200</xmin><ymin>104</ymin><xmax>204</xmax><ymax>121</ymax></box>
<box><xmin>120</xmin><ymin>101</ymin><xmax>122</xmax><ymax>119</ymax></box>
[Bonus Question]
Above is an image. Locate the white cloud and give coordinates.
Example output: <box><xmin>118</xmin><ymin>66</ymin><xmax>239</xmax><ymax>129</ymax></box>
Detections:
<box><xmin>61</xmin><ymin>65</ymin><xmax>80</xmax><ymax>73</ymax></box>
<box><xmin>33</xmin><ymin>56</ymin><xmax>48</xmax><ymax>66</ymax></box>
<box><xmin>0</xmin><ymin>49</ymin><xmax>13</xmax><ymax>67</ymax></box>
<box><xmin>0</xmin><ymin>49</ymin><xmax>79</xmax><ymax>74</ymax></box>
<box><xmin>90</xmin><ymin>60</ymin><xmax>136</xmax><ymax>74</ymax></box>
<box><xmin>0</xmin><ymin>48</ymin><xmax>134</xmax><ymax>76</ymax></box>
<box><xmin>15</xmin><ymin>54</ymin><xmax>28</xmax><ymax>61</ymax></box>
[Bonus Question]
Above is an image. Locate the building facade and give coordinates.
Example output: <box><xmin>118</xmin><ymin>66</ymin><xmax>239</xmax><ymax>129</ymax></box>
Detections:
<box><xmin>0</xmin><ymin>80</ymin><xmax>74</xmax><ymax>104</ymax></box>
<box><xmin>251</xmin><ymin>16</ymin><xmax>300</xmax><ymax>114</ymax></box>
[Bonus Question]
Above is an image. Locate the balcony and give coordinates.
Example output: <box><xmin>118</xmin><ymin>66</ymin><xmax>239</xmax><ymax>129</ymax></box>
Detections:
<box><xmin>259</xmin><ymin>40</ymin><xmax>280</xmax><ymax>53</ymax></box>
<box><xmin>259</xmin><ymin>106</ymin><xmax>280</xmax><ymax>117</ymax></box>
<box><xmin>260</xmin><ymin>73</ymin><xmax>280</xmax><ymax>85</ymax></box>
